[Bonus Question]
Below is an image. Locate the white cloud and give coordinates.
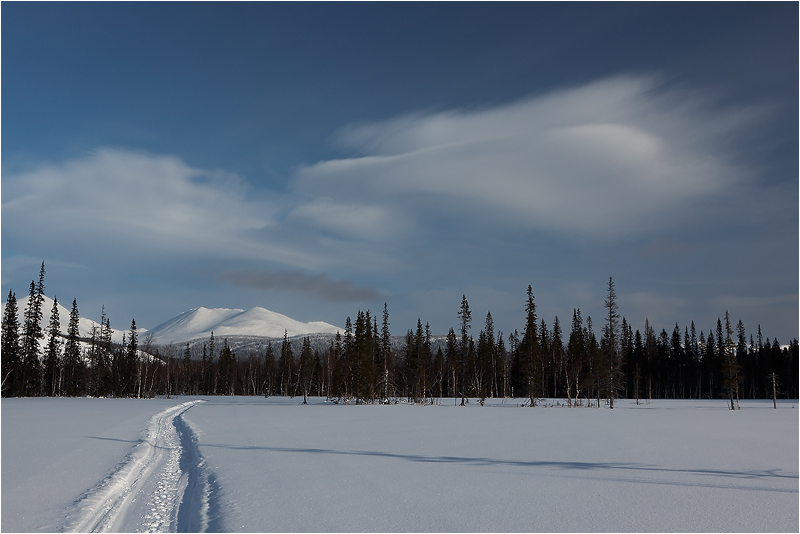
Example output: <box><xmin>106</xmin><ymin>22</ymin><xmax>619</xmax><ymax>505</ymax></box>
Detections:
<box><xmin>2</xmin><ymin>148</ymin><xmax>314</xmax><ymax>267</ymax></box>
<box><xmin>286</xmin><ymin>198</ymin><xmax>411</xmax><ymax>241</ymax></box>
<box><xmin>293</xmin><ymin>75</ymin><xmax>760</xmax><ymax>238</ymax></box>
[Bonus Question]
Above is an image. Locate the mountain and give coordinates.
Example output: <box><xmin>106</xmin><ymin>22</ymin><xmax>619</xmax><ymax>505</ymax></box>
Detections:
<box><xmin>146</xmin><ymin>306</ymin><xmax>341</xmax><ymax>345</ymax></box>
<box><xmin>2</xmin><ymin>294</ymin><xmax>340</xmax><ymax>346</ymax></box>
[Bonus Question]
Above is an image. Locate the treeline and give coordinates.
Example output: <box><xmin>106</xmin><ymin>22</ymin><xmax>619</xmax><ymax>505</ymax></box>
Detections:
<box><xmin>2</xmin><ymin>265</ymin><xmax>798</xmax><ymax>406</ymax></box>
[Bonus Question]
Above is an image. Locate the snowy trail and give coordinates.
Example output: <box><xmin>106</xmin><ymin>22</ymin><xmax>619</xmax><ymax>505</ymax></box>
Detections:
<box><xmin>65</xmin><ymin>400</ymin><xmax>210</xmax><ymax>533</ymax></box>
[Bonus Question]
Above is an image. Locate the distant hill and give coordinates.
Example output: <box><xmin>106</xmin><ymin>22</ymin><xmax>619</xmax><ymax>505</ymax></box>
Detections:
<box><xmin>146</xmin><ymin>306</ymin><xmax>341</xmax><ymax>345</ymax></box>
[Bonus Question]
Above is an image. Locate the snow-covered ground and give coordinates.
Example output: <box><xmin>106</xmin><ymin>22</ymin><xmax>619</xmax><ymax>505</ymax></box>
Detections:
<box><xmin>2</xmin><ymin>397</ymin><xmax>797</xmax><ymax>532</ymax></box>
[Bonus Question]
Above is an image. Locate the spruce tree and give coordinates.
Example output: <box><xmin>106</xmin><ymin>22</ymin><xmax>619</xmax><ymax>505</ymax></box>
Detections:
<box><xmin>484</xmin><ymin>311</ymin><xmax>496</xmax><ymax>399</ymax></box>
<box><xmin>122</xmin><ymin>318</ymin><xmax>138</xmax><ymax>396</ymax></box>
<box><xmin>518</xmin><ymin>286</ymin><xmax>540</xmax><ymax>406</ymax></box>
<box><xmin>457</xmin><ymin>295</ymin><xmax>471</xmax><ymax>406</ymax></box>
<box><xmin>2</xmin><ymin>290</ymin><xmax>22</xmax><ymax>396</ymax></box>
<box><xmin>380</xmin><ymin>302</ymin><xmax>392</xmax><ymax>402</ymax></box>
<box><xmin>43</xmin><ymin>297</ymin><xmax>62</xmax><ymax>396</ymax></box>
<box><xmin>352</xmin><ymin>310</ymin><xmax>375</xmax><ymax>403</ymax></box>
<box><xmin>445</xmin><ymin>328</ymin><xmax>457</xmax><ymax>399</ymax></box>
<box><xmin>63</xmin><ymin>299</ymin><xmax>82</xmax><ymax>396</ymax></box>
<box><xmin>603</xmin><ymin>277</ymin><xmax>620</xmax><ymax>408</ymax></box>
<box><xmin>566</xmin><ymin>309</ymin><xmax>586</xmax><ymax>407</ymax></box>
<box><xmin>723</xmin><ymin>311</ymin><xmax>740</xmax><ymax>410</ymax></box>
<box><xmin>279</xmin><ymin>330</ymin><xmax>293</xmax><ymax>396</ymax></box>
<box><xmin>20</xmin><ymin>281</ymin><xmax>43</xmax><ymax>396</ymax></box>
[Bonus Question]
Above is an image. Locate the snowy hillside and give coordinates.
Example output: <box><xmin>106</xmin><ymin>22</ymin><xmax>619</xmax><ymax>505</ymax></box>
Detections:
<box><xmin>3</xmin><ymin>295</ymin><xmax>141</xmax><ymax>344</ymax></box>
<box><xmin>147</xmin><ymin>306</ymin><xmax>340</xmax><ymax>344</ymax></box>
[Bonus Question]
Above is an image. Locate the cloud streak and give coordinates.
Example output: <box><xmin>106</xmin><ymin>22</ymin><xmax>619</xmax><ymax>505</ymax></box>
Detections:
<box><xmin>218</xmin><ymin>269</ymin><xmax>382</xmax><ymax>302</ymax></box>
<box><xmin>293</xmin><ymin>75</ymin><xmax>761</xmax><ymax>239</ymax></box>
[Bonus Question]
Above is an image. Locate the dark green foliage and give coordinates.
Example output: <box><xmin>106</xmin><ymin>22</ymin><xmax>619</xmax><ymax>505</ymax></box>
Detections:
<box><xmin>43</xmin><ymin>297</ymin><xmax>61</xmax><ymax>396</ymax></box>
<box><xmin>20</xmin><ymin>281</ymin><xmax>43</xmax><ymax>396</ymax></box>
<box><xmin>2</xmin><ymin>290</ymin><xmax>22</xmax><ymax>396</ymax></box>
<box><xmin>62</xmin><ymin>299</ymin><xmax>83</xmax><ymax>397</ymax></box>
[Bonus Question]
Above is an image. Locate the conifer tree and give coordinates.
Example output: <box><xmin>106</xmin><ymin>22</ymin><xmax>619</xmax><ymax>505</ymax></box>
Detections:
<box><xmin>379</xmin><ymin>302</ymin><xmax>393</xmax><ymax>402</ymax></box>
<box><xmin>603</xmin><ymin>277</ymin><xmax>621</xmax><ymax>408</ymax></box>
<box><xmin>518</xmin><ymin>286</ymin><xmax>540</xmax><ymax>406</ymax></box>
<box><xmin>63</xmin><ymin>299</ymin><xmax>82</xmax><ymax>396</ymax></box>
<box><xmin>457</xmin><ymin>295</ymin><xmax>471</xmax><ymax>406</ymax></box>
<box><xmin>20</xmin><ymin>280</ymin><xmax>43</xmax><ymax>396</ymax></box>
<box><xmin>2</xmin><ymin>290</ymin><xmax>22</xmax><ymax>396</ymax></box>
<box><xmin>723</xmin><ymin>311</ymin><xmax>740</xmax><ymax>410</ymax></box>
<box><xmin>445</xmin><ymin>328</ymin><xmax>457</xmax><ymax>399</ymax></box>
<box><xmin>123</xmin><ymin>318</ymin><xmax>138</xmax><ymax>396</ymax></box>
<box><xmin>279</xmin><ymin>330</ymin><xmax>293</xmax><ymax>396</ymax></box>
<box><xmin>539</xmin><ymin>318</ymin><xmax>550</xmax><ymax>398</ymax></box>
<box><xmin>585</xmin><ymin>316</ymin><xmax>602</xmax><ymax>407</ymax></box>
<box><xmin>497</xmin><ymin>332</ymin><xmax>508</xmax><ymax>398</ymax></box>
<box><xmin>43</xmin><ymin>297</ymin><xmax>62</xmax><ymax>396</ymax></box>
<box><xmin>551</xmin><ymin>316</ymin><xmax>565</xmax><ymax>399</ymax></box>
<box><xmin>352</xmin><ymin>310</ymin><xmax>375</xmax><ymax>403</ymax></box>
<box><xmin>565</xmin><ymin>309</ymin><xmax>586</xmax><ymax>406</ymax></box>
<box><xmin>484</xmin><ymin>311</ymin><xmax>496</xmax><ymax>399</ymax></box>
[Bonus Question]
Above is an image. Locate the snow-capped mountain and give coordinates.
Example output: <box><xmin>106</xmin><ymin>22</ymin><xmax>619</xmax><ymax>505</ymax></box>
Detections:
<box><xmin>3</xmin><ymin>295</ymin><xmax>139</xmax><ymax>344</ymax></box>
<box><xmin>3</xmin><ymin>295</ymin><xmax>340</xmax><ymax>346</ymax></box>
<box><xmin>146</xmin><ymin>306</ymin><xmax>341</xmax><ymax>345</ymax></box>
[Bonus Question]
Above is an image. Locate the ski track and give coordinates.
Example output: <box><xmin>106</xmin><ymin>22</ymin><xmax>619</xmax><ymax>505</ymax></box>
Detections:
<box><xmin>64</xmin><ymin>400</ymin><xmax>211</xmax><ymax>533</ymax></box>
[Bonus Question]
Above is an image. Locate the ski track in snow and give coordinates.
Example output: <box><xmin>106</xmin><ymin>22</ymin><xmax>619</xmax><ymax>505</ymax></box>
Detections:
<box><xmin>64</xmin><ymin>400</ymin><xmax>211</xmax><ymax>533</ymax></box>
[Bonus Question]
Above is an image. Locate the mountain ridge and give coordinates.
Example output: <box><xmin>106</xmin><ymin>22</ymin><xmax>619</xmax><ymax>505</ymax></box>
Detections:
<box><xmin>146</xmin><ymin>306</ymin><xmax>341</xmax><ymax>345</ymax></box>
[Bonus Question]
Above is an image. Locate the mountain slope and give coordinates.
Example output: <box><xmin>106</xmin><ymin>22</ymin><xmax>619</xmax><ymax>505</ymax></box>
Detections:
<box><xmin>147</xmin><ymin>306</ymin><xmax>340</xmax><ymax>344</ymax></box>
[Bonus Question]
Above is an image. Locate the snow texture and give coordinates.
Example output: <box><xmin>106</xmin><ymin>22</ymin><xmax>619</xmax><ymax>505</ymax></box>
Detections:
<box><xmin>2</xmin><ymin>397</ymin><xmax>797</xmax><ymax>533</ymax></box>
<box><xmin>62</xmin><ymin>401</ymin><xmax>207</xmax><ymax>533</ymax></box>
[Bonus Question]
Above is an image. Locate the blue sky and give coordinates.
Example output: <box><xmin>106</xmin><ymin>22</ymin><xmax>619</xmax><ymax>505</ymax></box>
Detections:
<box><xmin>3</xmin><ymin>2</ymin><xmax>798</xmax><ymax>343</ymax></box>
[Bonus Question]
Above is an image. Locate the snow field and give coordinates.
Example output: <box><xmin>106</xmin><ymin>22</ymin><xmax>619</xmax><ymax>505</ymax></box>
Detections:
<box><xmin>2</xmin><ymin>397</ymin><xmax>797</xmax><ymax>532</ymax></box>
<box><xmin>184</xmin><ymin>397</ymin><xmax>798</xmax><ymax>532</ymax></box>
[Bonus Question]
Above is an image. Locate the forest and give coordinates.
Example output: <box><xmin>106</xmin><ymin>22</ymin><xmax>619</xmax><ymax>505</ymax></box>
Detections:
<box><xmin>3</xmin><ymin>263</ymin><xmax>798</xmax><ymax>407</ymax></box>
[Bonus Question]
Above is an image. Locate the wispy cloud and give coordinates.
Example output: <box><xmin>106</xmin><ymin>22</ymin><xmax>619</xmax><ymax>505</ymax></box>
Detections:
<box><xmin>1</xmin><ymin>147</ymin><xmax>315</xmax><ymax>268</ymax></box>
<box><xmin>286</xmin><ymin>198</ymin><xmax>412</xmax><ymax>241</ymax></box>
<box><xmin>218</xmin><ymin>269</ymin><xmax>382</xmax><ymax>302</ymax></box>
<box><xmin>293</xmin><ymin>75</ymin><xmax>761</xmax><ymax>239</ymax></box>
